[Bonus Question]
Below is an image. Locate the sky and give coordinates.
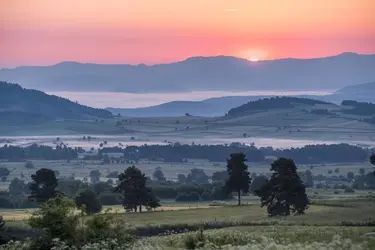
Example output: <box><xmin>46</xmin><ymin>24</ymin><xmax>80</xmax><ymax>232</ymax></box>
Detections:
<box><xmin>1</xmin><ymin>0</ymin><xmax>375</xmax><ymax>67</ymax></box>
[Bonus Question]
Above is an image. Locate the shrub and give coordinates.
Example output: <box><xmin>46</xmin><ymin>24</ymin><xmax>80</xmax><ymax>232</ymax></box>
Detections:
<box><xmin>176</xmin><ymin>192</ymin><xmax>200</xmax><ymax>202</ymax></box>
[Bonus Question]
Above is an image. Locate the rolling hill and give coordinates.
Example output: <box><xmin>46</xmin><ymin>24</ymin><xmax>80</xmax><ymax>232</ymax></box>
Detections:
<box><xmin>0</xmin><ymin>82</ymin><xmax>113</xmax><ymax>125</ymax></box>
<box><xmin>107</xmin><ymin>96</ymin><xmax>270</xmax><ymax>117</ymax></box>
<box><xmin>1</xmin><ymin>52</ymin><xmax>375</xmax><ymax>92</ymax></box>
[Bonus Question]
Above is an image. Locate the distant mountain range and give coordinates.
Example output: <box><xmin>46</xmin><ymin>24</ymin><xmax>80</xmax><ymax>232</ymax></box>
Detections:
<box><xmin>107</xmin><ymin>82</ymin><xmax>375</xmax><ymax>117</ymax></box>
<box><xmin>1</xmin><ymin>52</ymin><xmax>375</xmax><ymax>93</ymax></box>
<box><xmin>0</xmin><ymin>82</ymin><xmax>112</xmax><ymax>125</ymax></box>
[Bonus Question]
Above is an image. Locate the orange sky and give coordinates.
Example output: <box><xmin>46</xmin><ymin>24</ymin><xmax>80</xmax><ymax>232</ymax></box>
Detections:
<box><xmin>1</xmin><ymin>0</ymin><xmax>374</xmax><ymax>67</ymax></box>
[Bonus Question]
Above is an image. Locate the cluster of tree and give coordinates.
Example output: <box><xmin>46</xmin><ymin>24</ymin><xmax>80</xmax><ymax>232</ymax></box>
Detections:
<box><xmin>0</xmin><ymin>143</ymin><xmax>370</xmax><ymax>165</ymax></box>
<box><xmin>99</xmin><ymin>143</ymin><xmax>370</xmax><ymax>164</ymax></box>
<box><xmin>0</xmin><ymin>165</ymin><xmax>160</xmax><ymax>214</ymax></box>
<box><xmin>227</xmin><ymin>96</ymin><xmax>329</xmax><ymax>116</ymax></box>
<box><xmin>262</xmin><ymin>143</ymin><xmax>368</xmax><ymax>164</ymax></box>
<box><xmin>0</xmin><ymin>144</ymin><xmax>83</xmax><ymax>161</ymax></box>
<box><xmin>341</xmin><ymin>100</ymin><xmax>375</xmax><ymax>116</ymax></box>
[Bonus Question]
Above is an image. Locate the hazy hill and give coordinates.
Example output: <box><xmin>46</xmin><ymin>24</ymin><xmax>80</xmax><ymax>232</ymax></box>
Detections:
<box><xmin>0</xmin><ymin>82</ymin><xmax>113</xmax><ymax>125</ymax></box>
<box><xmin>324</xmin><ymin>82</ymin><xmax>375</xmax><ymax>104</ymax></box>
<box><xmin>1</xmin><ymin>52</ymin><xmax>375</xmax><ymax>92</ymax></box>
<box><xmin>107</xmin><ymin>95</ymin><xmax>331</xmax><ymax>117</ymax></box>
<box><xmin>107</xmin><ymin>96</ymin><xmax>270</xmax><ymax>117</ymax></box>
<box><xmin>227</xmin><ymin>97</ymin><xmax>330</xmax><ymax>116</ymax></box>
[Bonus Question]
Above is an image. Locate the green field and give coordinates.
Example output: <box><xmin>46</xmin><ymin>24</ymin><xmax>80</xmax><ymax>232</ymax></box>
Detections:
<box><xmin>1</xmin><ymin>158</ymin><xmax>374</xmax><ymax>190</ymax></box>
<box><xmin>3</xmin><ymin>197</ymin><xmax>375</xmax><ymax>249</ymax></box>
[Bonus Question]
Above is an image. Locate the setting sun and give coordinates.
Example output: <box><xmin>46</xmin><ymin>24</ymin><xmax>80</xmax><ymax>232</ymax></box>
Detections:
<box><xmin>250</xmin><ymin>58</ymin><xmax>259</xmax><ymax>62</ymax></box>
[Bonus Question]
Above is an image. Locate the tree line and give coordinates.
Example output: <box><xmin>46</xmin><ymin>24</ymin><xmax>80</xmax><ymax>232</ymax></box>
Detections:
<box><xmin>0</xmin><ymin>144</ymin><xmax>82</xmax><ymax>161</ymax></box>
<box><xmin>0</xmin><ymin>143</ymin><xmax>371</xmax><ymax>164</ymax></box>
<box><xmin>227</xmin><ymin>96</ymin><xmax>329</xmax><ymax>116</ymax></box>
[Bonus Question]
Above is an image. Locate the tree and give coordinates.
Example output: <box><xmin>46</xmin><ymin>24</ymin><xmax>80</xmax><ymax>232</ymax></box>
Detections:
<box><xmin>177</xmin><ymin>174</ymin><xmax>186</xmax><ymax>184</ymax></box>
<box><xmin>371</xmin><ymin>153</ymin><xmax>375</xmax><ymax>176</ymax></box>
<box><xmin>347</xmin><ymin>171</ymin><xmax>355</xmax><ymax>181</ymax></box>
<box><xmin>211</xmin><ymin>171</ymin><xmax>229</xmax><ymax>184</ymax></box>
<box><xmin>0</xmin><ymin>167</ymin><xmax>10</xmax><ymax>182</ymax></box>
<box><xmin>90</xmin><ymin>169</ymin><xmax>101</xmax><ymax>184</ymax></box>
<box><xmin>298</xmin><ymin>170</ymin><xmax>313</xmax><ymax>188</ymax></box>
<box><xmin>256</xmin><ymin>158</ymin><xmax>309</xmax><ymax>216</ymax></box>
<box><xmin>24</xmin><ymin>161</ymin><xmax>35</xmax><ymax>169</ymax></box>
<box><xmin>9</xmin><ymin>177</ymin><xmax>28</xmax><ymax>196</ymax></box>
<box><xmin>28</xmin><ymin>168</ymin><xmax>61</xmax><ymax>202</ymax></box>
<box><xmin>251</xmin><ymin>175</ymin><xmax>268</xmax><ymax>194</ymax></box>
<box><xmin>153</xmin><ymin>167</ymin><xmax>166</xmax><ymax>182</ymax></box>
<box><xmin>359</xmin><ymin>168</ymin><xmax>366</xmax><ymax>176</ymax></box>
<box><xmin>224</xmin><ymin>153</ymin><xmax>251</xmax><ymax>206</ymax></box>
<box><xmin>186</xmin><ymin>168</ymin><xmax>209</xmax><ymax>184</ymax></box>
<box><xmin>75</xmin><ymin>188</ymin><xmax>102</xmax><ymax>214</ymax></box>
<box><xmin>114</xmin><ymin>166</ymin><xmax>158</xmax><ymax>212</ymax></box>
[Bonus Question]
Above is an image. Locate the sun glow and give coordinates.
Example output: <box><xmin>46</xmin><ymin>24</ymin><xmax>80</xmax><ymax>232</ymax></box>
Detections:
<box><xmin>250</xmin><ymin>57</ymin><xmax>259</xmax><ymax>62</ymax></box>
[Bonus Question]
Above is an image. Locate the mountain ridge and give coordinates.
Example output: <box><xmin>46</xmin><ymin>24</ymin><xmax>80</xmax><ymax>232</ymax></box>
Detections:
<box><xmin>1</xmin><ymin>52</ymin><xmax>374</xmax><ymax>93</ymax></box>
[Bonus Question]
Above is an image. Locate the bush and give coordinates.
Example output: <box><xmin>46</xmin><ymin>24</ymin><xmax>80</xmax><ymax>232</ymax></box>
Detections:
<box><xmin>176</xmin><ymin>192</ymin><xmax>200</xmax><ymax>202</ymax></box>
<box><xmin>344</xmin><ymin>187</ymin><xmax>355</xmax><ymax>193</ymax></box>
<box><xmin>24</xmin><ymin>161</ymin><xmax>34</xmax><ymax>169</ymax></box>
<box><xmin>25</xmin><ymin>197</ymin><xmax>133</xmax><ymax>249</ymax></box>
<box><xmin>28</xmin><ymin>197</ymin><xmax>80</xmax><ymax>244</ymax></box>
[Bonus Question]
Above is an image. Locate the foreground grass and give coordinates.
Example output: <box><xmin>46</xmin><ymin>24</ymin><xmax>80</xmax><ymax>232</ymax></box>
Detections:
<box><xmin>135</xmin><ymin>226</ymin><xmax>375</xmax><ymax>249</ymax></box>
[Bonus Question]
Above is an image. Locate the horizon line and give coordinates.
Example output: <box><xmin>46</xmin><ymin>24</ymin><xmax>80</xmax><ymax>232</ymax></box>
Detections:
<box><xmin>1</xmin><ymin>51</ymin><xmax>373</xmax><ymax>70</ymax></box>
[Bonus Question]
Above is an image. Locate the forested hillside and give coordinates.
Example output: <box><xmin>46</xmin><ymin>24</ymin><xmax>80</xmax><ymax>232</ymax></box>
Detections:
<box><xmin>227</xmin><ymin>97</ymin><xmax>330</xmax><ymax>116</ymax></box>
<box><xmin>0</xmin><ymin>82</ymin><xmax>112</xmax><ymax>125</ymax></box>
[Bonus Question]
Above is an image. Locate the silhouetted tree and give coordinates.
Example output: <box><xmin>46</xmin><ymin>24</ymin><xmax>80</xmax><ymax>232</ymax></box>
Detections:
<box><xmin>90</xmin><ymin>169</ymin><xmax>101</xmax><ymax>184</ymax></box>
<box><xmin>177</xmin><ymin>174</ymin><xmax>186</xmax><ymax>184</ymax></box>
<box><xmin>359</xmin><ymin>168</ymin><xmax>366</xmax><ymax>176</ymax></box>
<box><xmin>153</xmin><ymin>167</ymin><xmax>166</xmax><ymax>182</ymax></box>
<box><xmin>347</xmin><ymin>171</ymin><xmax>355</xmax><ymax>181</ymax></box>
<box><xmin>28</xmin><ymin>168</ymin><xmax>61</xmax><ymax>202</ymax></box>
<box><xmin>256</xmin><ymin>158</ymin><xmax>309</xmax><ymax>216</ymax></box>
<box><xmin>75</xmin><ymin>188</ymin><xmax>102</xmax><ymax>214</ymax></box>
<box><xmin>114</xmin><ymin>166</ymin><xmax>157</xmax><ymax>212</ymax></box>
<box><xmin>224</xmin><ymin>153</ymin><xmax>251</xmax><ymax>206</ymax></box>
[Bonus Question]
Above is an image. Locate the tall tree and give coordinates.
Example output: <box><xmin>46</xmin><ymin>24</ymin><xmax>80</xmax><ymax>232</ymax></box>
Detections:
<box><xmin>114</xmin><ymin>166</ymin><xmax>159</xmax><ymax>212</ymax></box>
<box><xmin>256</xmin><ymin>158</ymin><xmax>309</xmax><ymax>216</ymax></box>
<box><xmin>89</xmin><ymin>169</ymin><xmax>101</xmax><ymax>184</ymax></box>
<box><xmin>224</xmin><ymin>153</ymin><xmax>251</xmax><ymax>206</ymax></box>
<box><xmin>153</xmin><ymin>167</ymin><xmax>166</xmax><ymax>182</ymax></box>
<box><xmin>28</xmin><ymin>168</ymin><xmax>61</xmax><ymax>202</ymax></box>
